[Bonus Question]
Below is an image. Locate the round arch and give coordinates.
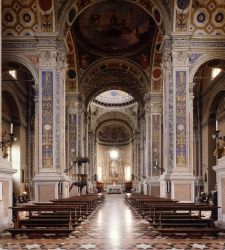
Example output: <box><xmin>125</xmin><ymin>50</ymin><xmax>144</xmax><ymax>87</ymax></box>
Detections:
<box><xmin>208</xmin><ymin>90</ymin><xmax>225</xmax><ymax>120</ymax></box>
<box><xmin>80</xmin><ymin>57</ymin><xmax>149</xmax><ymax>107</ymax></box>
<box><xmin>94</xmin><ymin>111</ymin><xmax>136</xmax><ymax>134</ymax></box>
<box><xmin>2</xmin><ymin>86</ymin><xmax>25</xmax><ymax>126</ymax></box>
<box><xmin>95</xmin><ymin>119</ymin><xmax>133</xmax><ymax>145</ymax></box>
<box><xmin>190</xmin><ymin>53</ymin><xmax>225</xmax><ymax>84</ymax></box>
<box><xmin>2</xmin><ymin>54</ymin><xmax>39</xmax><ymax>85</ymax></box>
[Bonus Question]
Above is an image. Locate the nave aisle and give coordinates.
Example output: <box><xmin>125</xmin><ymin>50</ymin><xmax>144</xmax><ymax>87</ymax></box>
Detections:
<box><xmin>0</xmin><ymin>194</ymin><xmax>224</xmax><ymax>249</ymax></box>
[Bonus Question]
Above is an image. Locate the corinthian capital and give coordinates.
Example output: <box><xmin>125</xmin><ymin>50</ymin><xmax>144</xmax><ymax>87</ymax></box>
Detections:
<box><xmin>68</xmin><ymin>102</ymin><xmax>79</xmax><ymax>114</ymax></box>
<box><xmin>38</xmin><ymin>50</ymin><xmax>57</xmax><ymax>67</ymax></box>
<box><xmin>172</xmin><ymin>51</ymin><xmax>189</xmax><ymax>67</ymax></box>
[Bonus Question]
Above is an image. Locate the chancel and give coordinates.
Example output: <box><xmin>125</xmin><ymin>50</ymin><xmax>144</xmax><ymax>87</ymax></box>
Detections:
<box><xmin>1</xmin><ymin>0</ymin><xmax>225</xmax><ymax>248</ymax></box>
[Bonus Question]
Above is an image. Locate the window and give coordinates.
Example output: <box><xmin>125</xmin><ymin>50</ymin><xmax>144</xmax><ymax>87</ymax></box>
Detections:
<box><xmin>211</xmin><ymin>68</ymin><xmax>221</xmax><ymax>79</ymax></box>
<box><xmin>9</xmin><ymin>70</ymin><xmax>17</xmax><ymax>79</ymax></box>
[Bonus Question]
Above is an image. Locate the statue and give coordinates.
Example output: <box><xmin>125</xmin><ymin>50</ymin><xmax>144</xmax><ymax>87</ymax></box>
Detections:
<box><xmin>214</xmin><ymin>142</ymin><xmax>224</xmax><ymax>159</ymax></box>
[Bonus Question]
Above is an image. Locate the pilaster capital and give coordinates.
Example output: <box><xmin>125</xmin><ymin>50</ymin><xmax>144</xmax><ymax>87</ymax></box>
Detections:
<box><xmin>38</xmin><ymin>50</ymin><xmax>58</xmax><ymax>68</ymax></box>
<box><xmin>172</xmin><ymin>50</ymin><xmax>189</xmax><ymax>67</ymax></box>
<box><xmin>68</xmin><ymin>102</ymin><xmax>79</xmax><ymax>114</ymax></box>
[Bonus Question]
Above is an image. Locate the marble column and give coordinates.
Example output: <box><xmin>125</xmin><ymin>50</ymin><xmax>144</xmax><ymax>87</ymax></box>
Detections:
<box><xmin>33</xmin><ymin>34</ymin><xmax>70</xmax><ymax>201</ymax></box>
<box><xmin>148</xmin><ymin>95</ymin><xmax>162</xmax><ymax>197</ymax></box>
<box><xmin>144</xmin><ymin>95</ymin><xmax>151</xmax><ymax>178</ymax></box>
<box><xmin>213</xmin><ymin>156</ymin><xmax>225</xmax><ymax>227</ymax></box>
<box><xmin>160</xmin><ymin>41</ymin><xmax>174</xmax><ymax>198</ymax></box>
<box><xmin>169</xmin><ymin>37</ymin><xmax>195</xmax><ymax>202</ymax></box>
<box><xmin>0</xmin><ymin>64</ymin><xmax>17</xmax><ymax>229</ymax></box>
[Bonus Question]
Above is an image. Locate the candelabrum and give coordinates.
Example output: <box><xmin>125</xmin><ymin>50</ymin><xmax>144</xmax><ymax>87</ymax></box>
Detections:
<box><xmin>212</xmin><ymin>130</ymin><xmax>225</xmax><ymax>159</ymax></box>
<box><xmin>0</xmin><ymin>131</ymin><xmax>17</xmax><ymax>159</ymax></box>
<box><xmin>153</xmin><ymin>160</ymin><xmax>165</xmax><ymax>174</ymax></box>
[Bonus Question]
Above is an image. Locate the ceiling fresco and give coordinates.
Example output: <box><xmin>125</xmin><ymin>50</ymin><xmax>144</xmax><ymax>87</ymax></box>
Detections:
<box><xmin>97</xmin><ymin>121</ymin><xmax>132</xmax><ymax>144</ymax></box>
<box><xmin>74</xmin><ymin>0</ymin><xmax>156</xmax><ymax>55</ymax></box>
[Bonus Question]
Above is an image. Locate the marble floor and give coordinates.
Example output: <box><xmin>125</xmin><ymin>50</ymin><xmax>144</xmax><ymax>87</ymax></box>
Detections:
<box><xmin>0</xmin><ymin>194</ymin><xmax>225</xmax><ymax>250</ymax></box>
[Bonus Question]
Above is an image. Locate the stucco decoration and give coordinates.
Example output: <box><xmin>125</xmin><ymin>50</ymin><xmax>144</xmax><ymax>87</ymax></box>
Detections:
<box><xmin>152</xmin><ymin>114</ymin><xmax>161</xmax><ymax>176</ymax></box>
<box><xmin>97</xmin><ymin>121</ymin><xmax>132</xmax><ymax>144</ymax></box>
<box><xmin>2</xmin><ymin>0</ymin><xmax>38</xmax><ymax>37</ymax></box>
<box><xmin>175</xmin><ymin>0</ymin><xmax>191</xmax><ymax>32</ymax></box>
<box><xmin>176</xmin><ymin>71</ymin><xmax>187</xmax><ymax>167</ymax></box>
<box><xmin>38</xmin><ymin>0</ymin><xmax>54</xmax><ymax>32</ymax></box>
<box><xmin>80</xmin><ymin>59</ymin><xmax>149</xmax><ymax>106</ymax></box>
<box><xmin>94</xmin><ymin>111</ymin><xmax>137</xmax><ymax>132</ymax></box>
<box><xmin>93</xmin><ymin>90</ymin><xmax>135</xmax><ymax>107</ymax></box>
<box><xmin>151</xmin><ymin>31</ymin><xmax>163</xmax><ymax>91</ymax></box>
<box><xmin>42</xmin><ymin>71</ymin><xmax>53</xmax><ymax>168</ymax></box>
<box><xmin>66</xmin><ymin>31</ymin><xmax>78</xmax><ymax>93</ymax></box>
<box><xmin>191</xmin><ymin>0</ymin><xmax>225</xmax><ymax>35</ymax></box>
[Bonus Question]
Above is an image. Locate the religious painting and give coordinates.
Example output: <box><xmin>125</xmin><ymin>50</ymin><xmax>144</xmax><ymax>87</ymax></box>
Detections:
<box><xmin>74</xmin><ymin>1</ymin><xmax>156</xmax><ymax>54</ymax></box>
<box><xmin>109</xmin><ymin>160</ymin><xmax>120</xmax><ymax>179</ymax></box>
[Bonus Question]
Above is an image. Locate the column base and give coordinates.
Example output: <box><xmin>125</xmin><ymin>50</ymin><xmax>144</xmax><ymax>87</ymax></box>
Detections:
<box><xmin>213</xmin><ymin>156</ymin><xmax>225</xmax><ymax>226</ymax></box>
<box><xmin>170</xmin><ymin>171</ymin><xmax>195</xmax><ymax>202</ymax></box>
<box><xmin>148</xmin><ymin>177</ymin><xmax>160</xmax><ymax>196</ymax></box>
<box><xmin>33</xmin><ymin>168</ymin><xmax>70</xmax><ymax>202</ymax></box>
<box><xmin>160</xmin><ymin>172</ymin><xmax>172</xmax><ymax>199</ymax></box>
<box><xmin>0</xmin><ymin>157</ymin><xmax>17</xmax><ymax>230</ymax></box>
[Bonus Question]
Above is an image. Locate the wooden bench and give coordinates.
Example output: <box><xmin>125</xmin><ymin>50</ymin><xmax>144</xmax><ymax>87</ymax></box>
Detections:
<box><xmin>157</xmin><ymin>228</ymin><xmax>220</xmax><ymax>236</ymax></box>
<box><xmin>5</xmin><ymin>228</ymin><xmax>74</xmax><ymax>238</ymax></box>
<box><xmin>125</xmin><ymin>194</ymin><xmax>220</xmax><ymax>236</ymax></box>
<box><xmin>6</xmin><ymin>195</ymin><xmax>104</xmax><ymax>238</ymax></box>
<box><xmin>151</xmin><ymin>204</ymin><xmax>219</xmax><ymax>236</ymax></box>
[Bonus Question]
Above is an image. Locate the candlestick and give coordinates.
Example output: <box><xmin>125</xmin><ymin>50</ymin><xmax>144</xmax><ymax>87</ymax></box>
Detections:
<box><xmin>216</xmin><ymin>120</ymin><xmax>218</xmax><ymax>131</ymax></box>
<box><xmin>10</xmin><ymin>123</ymin><xmax>13</xmax><ymax>134</ymax></box>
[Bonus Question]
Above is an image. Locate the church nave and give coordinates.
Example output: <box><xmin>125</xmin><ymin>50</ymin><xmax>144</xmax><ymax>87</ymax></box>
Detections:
<box><xmin>0</xmin><ymin>194</ymin><xmax>225</xmax><ymax>250</ymax></box>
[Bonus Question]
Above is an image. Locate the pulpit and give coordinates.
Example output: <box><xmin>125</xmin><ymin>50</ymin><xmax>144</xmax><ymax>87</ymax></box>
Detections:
<box><xmin>70</xmin><ymin>174</ymin><xmax>87</xmax><ymax>194</ymax></box>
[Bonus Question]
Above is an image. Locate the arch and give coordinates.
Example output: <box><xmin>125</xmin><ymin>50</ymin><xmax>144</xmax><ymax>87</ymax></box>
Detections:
<box><xmin>2</xmin><ymin>54</ymin><xmax>39</xmax><ymax>85</ymax></box>
<box><xmin>80</xmin><ymin>57</ymin><xmax>149</xmax><ymax>106</ymax></box>
<box><xmin>2</xmin><ymin>86</ymin><xmax>25</xmax><ymax>127</ymax></box>
<box><xmin>93</xmin><ymin>111</ymin><xmax>137</xmax><ymax>133</ymax></box>
<box><xmin>208</xmin><ymin>90</ymin><xmax>225</xmax><ymax>119</ymax></box>
<box><xmin>95</xmin><ymin>119</ymin><xmax>133</xmax><ymax>145</ymax></box>
<box><xmin>58</xmin><ymin>0</ymin><xmax>171</xmax><ymax>38</ymax></box>
<box><xmin>190</xmin><ymin>53</ymin><xmax>225</xmax><ymax>84</ymax></box>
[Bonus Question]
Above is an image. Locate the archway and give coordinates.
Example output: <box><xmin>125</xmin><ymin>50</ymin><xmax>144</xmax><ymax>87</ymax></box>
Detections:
<box><xmin>193</xmin><ymin>59</ymin><xmax>225</xmax><ymax>196</ymax></box>
<box><xmin>2</xmin><ymin>61</ymin><xmax>36</xmax><ymax>201</ymax></box>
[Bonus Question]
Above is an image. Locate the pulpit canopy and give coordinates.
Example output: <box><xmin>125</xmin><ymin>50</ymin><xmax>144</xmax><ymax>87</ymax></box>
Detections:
<box><xmin>74</xmin><ymin>156</ymin><xmax>90</xmax><ymax>166</ymax></box>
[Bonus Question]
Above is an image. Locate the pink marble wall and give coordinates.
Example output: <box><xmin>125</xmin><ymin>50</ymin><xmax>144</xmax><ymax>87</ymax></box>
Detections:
<box><xmin>3</xmin><ymin>181</ymin><xmax>9</xmax><ymax>217</ymax></box>
<box><xmin>174</xmin><ymin>184</ymin><xmax>191</xmax><ymax>201</ymax></box>
<box><xmin>151</xmin><ymin>186</ymin><xmax>160</xmax><ymax>197</ymax></box>
<box><xmin>222</xmin><ymin>178</ymin><xmax>225</xmax><ymax>214</ymax></box>
<box><xmin>38</xmin><ymin>185</ymin><xmax>55</xmax><ymax>202</ymax></box>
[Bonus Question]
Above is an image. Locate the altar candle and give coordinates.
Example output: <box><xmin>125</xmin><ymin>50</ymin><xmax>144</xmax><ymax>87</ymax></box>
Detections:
<box><xmin>10</xmin><ymin>123</ymin><xmax>13</xmax><ymax>134</ymax></box>
<box><xmin>216</xmin><ymin>120</ymin><xmax>218</xmax><ymax>131</ymax></box>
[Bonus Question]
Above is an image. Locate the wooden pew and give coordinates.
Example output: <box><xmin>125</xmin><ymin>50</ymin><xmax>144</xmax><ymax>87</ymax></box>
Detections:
<box><xmin>151</xmin><ymin>204</ymin><xmax>219</xmax><ymax>236</ymax></box>
<box><xmin>6</xmin><ymin>194</ymin><xmax>104</xmax><ymax>238</ymax></box>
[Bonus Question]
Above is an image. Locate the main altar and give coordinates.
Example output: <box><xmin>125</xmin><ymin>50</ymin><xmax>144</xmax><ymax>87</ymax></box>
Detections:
<box><xmin>106</xmin><ymin>184</ymin><xmax>122</xmax><ymax>194</ymax></box>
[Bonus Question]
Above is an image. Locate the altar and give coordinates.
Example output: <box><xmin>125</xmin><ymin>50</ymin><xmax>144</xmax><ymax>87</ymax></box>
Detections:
<box><xmin>106</xmin><ymin>184</ymin><xmax>122</xmax><ymax>194</ymax></box>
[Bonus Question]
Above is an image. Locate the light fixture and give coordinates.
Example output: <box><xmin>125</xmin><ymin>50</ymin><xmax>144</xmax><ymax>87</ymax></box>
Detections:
<box><xmin>0</xmin><ymin>123</ymin><xmax>17</xmax><ymax>158</ymax></box>
<box><xmin>109</xmin><ymin>149</ymin><xmax>119</xmax><ymax>160</ymax></box>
